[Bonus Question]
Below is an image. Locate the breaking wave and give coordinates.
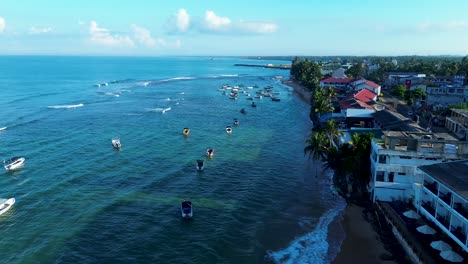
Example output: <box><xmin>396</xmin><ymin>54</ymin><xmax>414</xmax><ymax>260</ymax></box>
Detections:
<box><xmin>145</xmin><ymin>107</ymin><xmax>172</xmax><ymax>113</ymax></box>
<box><xmin>47</xmin><ymin>103</ymin><xmax>84</xmax><ymax>109</ymax></box>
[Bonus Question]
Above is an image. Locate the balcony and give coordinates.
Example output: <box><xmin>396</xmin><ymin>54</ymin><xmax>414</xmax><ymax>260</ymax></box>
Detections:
<box><xmin>423</xmin><ymin>180</ymin><xmax>438</xmax><ymax>195</ymax></box>
<box><xmin>439</xmin><ymin>192</ymin><xmax>452</xmax><ymax>206</ymax></box>
<box><xmin>436</xmin><ymin>214</ymin><xmax>450</xmax><ymax>229</ymax></box>
<box><xmin>422</xmin><ymin>201</ymin><xmax>435</xmax><ymax>216</ymax></box>
<box><xmin>454</xmin><ymin>203</ymin><xmax>468</xmax><ymax>220</ymax></box>
<box><xmin>451</xmin><ymin>226</ymin><xmax>467</xmax><ymax>245</ymax></box>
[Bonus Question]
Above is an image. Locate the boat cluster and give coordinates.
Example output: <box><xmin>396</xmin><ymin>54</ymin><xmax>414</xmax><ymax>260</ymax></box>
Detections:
<box><xmin>218</xmin><ymin>84</ymin><xmax>281</xmax><ymax>102</ymax></box>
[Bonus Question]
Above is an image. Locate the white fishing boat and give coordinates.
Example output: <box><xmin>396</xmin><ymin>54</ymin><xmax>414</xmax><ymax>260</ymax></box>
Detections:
<box><xmin>0</xmin><ymin>198</ymin><xmax>15</xmax><ymax>215</ymax></box>
<box><xmin>206</xmin><ymin>148</ymin><xmax>214</xmax><ymax>158</ymax></box>
<box><xmin>3</xmin><ymin>157</ymin><xmax>25</xmax><ymax>171</ymax></box>
<box><xmin>226</xmin><ymin>126</ymin><xmax>233</xmax><ymax>134</ymax></box>
<box><xmin>112</xmin><ymin>138</ymin><xmax>121</xmax><ymax>149</ymax></box>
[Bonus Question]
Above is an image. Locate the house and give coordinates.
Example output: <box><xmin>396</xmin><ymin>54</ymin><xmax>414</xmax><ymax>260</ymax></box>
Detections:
<box><xmin>369</xmin><ymin>131</ymin><xmax>468</xmax><ymax>204</ymax></box>
<box><xmin>354</xmin><ymin>88</ymin><xmax>377</xmax><ymax>103</ymax></box>
<box><xmin>319</xmin><ymin>77</ymin><xmax>353</xmax><ymax>89</ymax></box>
<box><xmin>426</xmin><ymin>77</ymin><xmax>468</xmax><ymax>109</ymax></box>
<box><xmin>350</xmin><ymin>78</ymin><xmax>381</xmax><ymax>95</ymax></box>
<box><xmin>415</xmin><ymin>160</ymin><xmax>468</xmax><ymax>252</ymax></box>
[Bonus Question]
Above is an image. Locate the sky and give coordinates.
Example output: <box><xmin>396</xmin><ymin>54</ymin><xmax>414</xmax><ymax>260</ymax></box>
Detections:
<box><xmin>0</xmin><ymin>0</ymin><xmax>468</xmax><ymax>56</ymax></box>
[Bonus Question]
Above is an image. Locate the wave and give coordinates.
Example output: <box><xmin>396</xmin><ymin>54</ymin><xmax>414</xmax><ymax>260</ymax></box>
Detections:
<box><xmin>47</xmin><ymin>103</ymin><xmax>84</xmax><ymax>109</ymax></box>
<box><xmin>0</xmin><ymin>127</ymin><xmax>6</xmax><ymax>131</ymax></box>
<box><xmin>105</xmin><ymin>92</ymin><xmax>120</xmax><ymax>97</ymax></box>
<box><xmin>145</xmin><ymin>107</ymin><xmax>172</xmax><ymax>113</ymax></box>
<box><xmin>267</xmin><ymin>200</ymin><xmax>346</xmax><ymax>264</ymax></box>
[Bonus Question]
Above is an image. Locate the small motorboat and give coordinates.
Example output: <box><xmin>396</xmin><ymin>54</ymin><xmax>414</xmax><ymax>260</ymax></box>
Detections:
<box><xmin>183</xmin><ymin>127</ymin><xmax>190</xmax><ymax>136</ymax></box>
<box><xmin>181</xmin><ymin>200</ymin><xmax>193</xmax><ymax>219</ymax></box>
<box><xmin>196</xmin><ymin>159</ymin><xmax>204</xmax><ymax>171</ymax></box>
<box><xmin>226</xmin><ymin>126</ymin><xmax>233</xmax><ymax>134</ymax></box>
<box><xmin>240</xmin><ymin>108</ymin><xmax>246</xmax><ymax>114</ymax></box>
<box><xmin>251</xmin><ymin>102</ymin><xmax>257</xmax><ymax>107</ymax></box>
<box><xmin>3</xmin><ymin>157</ymin><xmax>25</xmax><ymax>171</ymax></box>
<box><xmin>233</xmin><ymin>119</ymin><xmax>239</xmax><ymax>126</ymax></box>
<box><xmin>0</xmin><ymin>198</ymin><xmax>15</xmax><ymax>216</ymax></box>
<box><xmin>272</xmin><ymin>97</ymin><xmax>281</xmax><ymax>102</ymax></box>
<box><xmin>112</xmin><ymin>138</ymin><xmax>121</xmax><ymax>149</ymax></box>
<box><xmin>206</xmin><ymin>148</ymin><xmax>214</xmax><ymax>158</ymax></box>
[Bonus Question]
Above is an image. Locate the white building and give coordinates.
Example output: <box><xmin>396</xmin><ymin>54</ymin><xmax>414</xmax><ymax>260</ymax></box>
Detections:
<box><xmin>414</xmin><ymin>160</ymin><xmax>468</xmax><ymax>252</ymax></box>
<box><xmin>445</xmin><ymin>109</ymin><xmax>468</xmax><ymax>140</ymax></box>
<box><xmin>369</xmin><ymin>131</ymin><xmax>468</xmax><ymax>203</ymax></box>
<box><xmin>426</xmin><ymin>85</ymin><xmax>468</xmax><ymax>109</ymax></box>
<box><xmin>350</xmin><ymin>78</ymin><xmax>381</xmax><ymax>95</ymax></box>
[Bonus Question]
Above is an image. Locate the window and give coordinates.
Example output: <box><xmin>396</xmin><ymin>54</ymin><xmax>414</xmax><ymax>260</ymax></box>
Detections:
<box><xmin>376</xmin><ymin>171</ymin><xmax>385</xmax><ymax>181</ymax></box>
<box><xmin>379</xmin><ymin>155</ymin><xmax>387</xmax><ymax>164</ymax></box>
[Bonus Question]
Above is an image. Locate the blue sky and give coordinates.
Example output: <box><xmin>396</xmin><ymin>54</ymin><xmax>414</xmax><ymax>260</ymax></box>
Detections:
<box><xmin>0</xmin><ymin>0</ymin><xmax>467</xmax><ymax>56</ymax></box>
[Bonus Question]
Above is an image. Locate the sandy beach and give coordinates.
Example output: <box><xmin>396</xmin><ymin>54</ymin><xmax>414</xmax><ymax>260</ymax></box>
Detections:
<box><xmin>281</xmin><ymin>79</ymin><xmax>312</xmax><ymax>104</ymax></box>
<box><xmin>332</xmin><ymin>204</ymin><xmax>399</xmax><ymax>264</ymax></box>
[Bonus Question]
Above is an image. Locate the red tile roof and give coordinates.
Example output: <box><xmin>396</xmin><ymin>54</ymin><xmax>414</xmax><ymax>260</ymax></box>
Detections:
<box><xmin>365</xmin><ymin>80</ymin><xmax>380</xmax><ymax>88</ymax></box>
<box><xmin>339</xmin><ymin>97</ymin><xmax>374</xmax><ymax>110</ymax></box>
<box><xmin>354</xmin><ymin>89</ymin><xmax>377</xmax><ymax>103</ymax></box>
<box><xmin>320</xmin><ymin>77</ymin><xmax>353</xmax><ymax>84</ymax></box>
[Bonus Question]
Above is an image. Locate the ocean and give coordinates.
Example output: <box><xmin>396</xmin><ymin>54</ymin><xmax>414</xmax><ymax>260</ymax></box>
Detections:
<box><xmin>0</xmin><ymin>56</ymin><xmax>346</xmax><ymax>264</ymax></box>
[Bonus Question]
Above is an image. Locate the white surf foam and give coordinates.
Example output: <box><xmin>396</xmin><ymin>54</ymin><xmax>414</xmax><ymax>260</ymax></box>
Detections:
<box><xmin>268</xmin><ymin>200</ymin><xmax>346</xmax><ymax>264</ymax></box>
<box><xmin>105</xmin><ymin>92</ymin><xmax>120</xmax><ymax>97</ymax></box>
<box><xmin>0</xmin><ymin>127</ymin><xmax>6</xmax><ymax>131</ymax></box>
<box><xmin>47</xmin><ymin>103</ymin><xmax>84</xmax><ymax>109</ymax></box>
<box><xmin>145</xmin><ymin>107</ymin><xmax>172</xmax><ymax>113</ymax></box>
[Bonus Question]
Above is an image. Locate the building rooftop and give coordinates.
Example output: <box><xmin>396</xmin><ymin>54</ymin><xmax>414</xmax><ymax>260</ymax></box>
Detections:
<box><xmin>419</xmin><ymin>160</ymin><xmax>468</xmax><ymax>200</ymax></box>
<box><xmin>365</xmin><ymin>80</ymin><xmax>380</xmax><ymax>88</ymax></box>
<box><xmin>354</xmin><ymin>89</ymin><xmax>377</xmax><ymax>103</ymax></box>
<box><xmin>320</xmin><ymin>77</ymin><xmax>353</xmax><ymax>84</ymax></box>
<box><xmin>373</xmin><ymin>110</ymin><xmax>425</xmax><ymax>132</ymax></box>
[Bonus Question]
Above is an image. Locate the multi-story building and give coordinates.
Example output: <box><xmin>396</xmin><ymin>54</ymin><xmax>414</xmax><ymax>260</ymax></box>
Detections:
<box><xmin>445</xmin><ymin>109</ymin><xmax>468</xmax><ymax>140</ymax></box>
<box><xmin>415</xmin><ymin>160</ymin><xmax>468</xmax><ymax>252</ymax></box>
<box><xmin>369</xmin><ymin>131</ymin><xmax>468</xmax><ymax>203</ymax></box>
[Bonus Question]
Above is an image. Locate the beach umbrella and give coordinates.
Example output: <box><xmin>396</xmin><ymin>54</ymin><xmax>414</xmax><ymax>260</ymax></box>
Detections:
<box><xmin>430</xmin><ymin>240</ymin><xmax>452</xmax><ymax>251</ymax></box>
<box><xmin>403</xmin><ymin>210</ymin><xmax>420</xmax><ymax>219</ymax></box>
<box><xmin>440</xmin><ymin>250</ymin><xmax>463</xmax><ymax>262</ymax></box>
<box><xmin>416</xmin><ymin>225</ymin><xmax>436</xmax><ymax>235</ymax></box>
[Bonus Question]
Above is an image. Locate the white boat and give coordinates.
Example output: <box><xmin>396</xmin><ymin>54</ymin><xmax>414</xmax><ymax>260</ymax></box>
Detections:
<box><xmin>233</xmin><ymin>119</ymin><xmax>239</xmax><ymax>126</ymax></box>
<box><xmin>196</xmin><ymin>160</ymin><xmax>205</xmax><ymax>171</ymax></box>
<box><xmin>206</xmin><ymin>148</ymin><xmax>214</xmax><ymax>158</ymax></box>
<box><xmin>181</xmin><ymin>200</ymin><xmax>193</xmax><ymax>219</ymax></box>
<box><xmin>112</xmin><ymin>138</ymin><xmax>121</xmax><ymax>149</ymax></box>
<box><xmin>0</xmin><ymin>198</ymin><xmax>15</xmax><ymax>216</ymax></box>
<box><xmin>3</xmin><ymin>157</ymin><xmax>25</xmax><ymax>171</ymax></box>
<box><xmin>226</xmin><ymin>126</ymin><xmax>233</xmax><ymax>134</ymax></box>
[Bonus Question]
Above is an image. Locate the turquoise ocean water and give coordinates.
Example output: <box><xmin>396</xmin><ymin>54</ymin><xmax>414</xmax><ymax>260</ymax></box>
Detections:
<box><xmin>0</xmin><ymin>56</ymin><xmax>345</xmax><ymax>264</ymax></box>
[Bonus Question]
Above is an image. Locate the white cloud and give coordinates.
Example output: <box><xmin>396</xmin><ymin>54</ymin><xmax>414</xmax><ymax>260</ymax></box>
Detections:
<box><xmin>89</xmin><ymin>21</ymin><xmax>134</xmax><ymax>47</ymax></box>
<box><xmin>417</xmin><ymin>21</ymin><xmax>468</xmax><ymax>32</ymax></box>
<box><xmin>0</xmin><ymin>17</ymin><xmax>5</xmax><ymax>32</ymax></box>
<box><xmin>131</xmin><ymin>24</ymin><xmax>156</xmax><ymax>46</ymax></box>
<box><xmin>29</xmin><ymin>26</ymin><xmax>53</xmax><ymax>34</ymax></box>
<box><xmin>203</xmin><ymin>11</ymin><xmax>231</xmax><ymax>32</ymax></box>
<box><xmin>166</xmin><ymin>8</ymin><xmax>190</xmax><ymax>33</ymax></box>
<box><xmin>236</xmin><ymin>21</ymin><xmax>278</xmax><ymax>34</ymax></box>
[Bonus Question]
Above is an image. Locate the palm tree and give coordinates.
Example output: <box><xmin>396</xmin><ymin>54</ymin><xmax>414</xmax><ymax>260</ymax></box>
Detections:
<box><xmin>304</xmin><ymin>130</ymin><xmax>329</xmax><ymax>160</ymax></box>
<box><xmin>323</xmin><ymin>119</ymin><xmax>344</xmax><ymax>148</ymax></box>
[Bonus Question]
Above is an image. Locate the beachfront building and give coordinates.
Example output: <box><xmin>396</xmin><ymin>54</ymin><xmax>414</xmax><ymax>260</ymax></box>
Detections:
<box><xmin>384</xmin><ymin>72</ymin><xmax>426</xmax><ymax>87</ymax></box>
<box><xmin>445</xmin><ymin>109</ymin><xmax>468</xmax><ymax>140</ymax></box>
<box><xmin>319</xmin><ymin>77</ymin><xmax>353</xmax><ymax>89</ymax></box>
<box><xmin>369</xmin><ymin>131</ymin><xmax>468</xmax><ymax>203</ymax></box>
<box><xmin>414</xmin><ymin>160</ymin><xmax>468</xmax><ymax>252</ymax></box>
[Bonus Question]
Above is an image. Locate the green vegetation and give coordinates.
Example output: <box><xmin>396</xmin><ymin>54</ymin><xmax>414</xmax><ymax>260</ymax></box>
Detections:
<box><xmin>290</xmin><ymin>57</ymin><xmax>322</xmax><ymax>91</ymax></box>
<box><xmin>391</xmin><ymin>85</ymin><xmax>425</xmax><ymax>105</ymax></box>
<box><xmin>450</xmin><ymin>102</ymin><xmax>468</xmax><ymax>110</ymax></box>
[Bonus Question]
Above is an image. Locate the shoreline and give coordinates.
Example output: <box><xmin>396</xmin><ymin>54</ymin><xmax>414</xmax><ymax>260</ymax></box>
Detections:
<box><xmin>283</xmin><ymin>78</ymin><xmax>404</xmax><ymax>263</ymax></box>
<box><xmin>281</xmin><ymin>79</ymin><xmax>311</xmax><ymax>104</ymax></box>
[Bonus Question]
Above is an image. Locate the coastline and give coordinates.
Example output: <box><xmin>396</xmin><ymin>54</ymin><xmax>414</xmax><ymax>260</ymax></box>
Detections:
<box><xmin>284</xmin><ymin>78</ymin><xmax>403</xmax><ymax>264</ymax></box>
<box><xmin>281</xmin><ymin>79</ymin><xmax>311</xmax><ymax>104</ymax></box>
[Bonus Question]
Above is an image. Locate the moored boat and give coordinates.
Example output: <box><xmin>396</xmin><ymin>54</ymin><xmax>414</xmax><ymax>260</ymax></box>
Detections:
<box><xmin>206</xmin><ymin>148</ymin><xmax>214</xmax><ymax>158</ymax></box>
<box><xmin>272</xmin><ymin>97</ymin><xmax>281</xmax><ymax>102</ymax></box>
<box><xmin>181</xmin><ymin>200</ymin><xmax>193</xmax><ymax>219</ymax></box>
<box><xmin>251</xmin><ymin>102</ymin><xmax>257</xmax><ymax>107</ymax></box>
<box><xmin>233</xmin><ymin>119</ymin><xmax>239</xmax><ymax>126</ymax></box>
<box><xmin>183</xmin><ymin>127</ymin><xmax>190</xmax><ymax>136</ymax></box>
<box><xmin>0</xmin><ymin>198</ymin><xmax>15</xmax><ymax>216</ymax></box>
<box><xmin>112</xmin><ymin>138</ymin><xmax>121</xmax><ymax>149</ymax></box>
<box><xmin>3</xmin><ymin>157</ymin><xmax>25</xmax><ymax>171</ymax></box>
<box><xmin>240</xmin><ymin>108</ymin><xmax>246</xmax><ymax>114</ymax></box>
<box><xmin>226</xmin><ymin>126</ymin><xmax>233</xmax><ymax>134</ymax></box>
<box><xmin>196</xmin><ymin>159</ymin><xmax>205</xmax><ymax>171</ymax></box>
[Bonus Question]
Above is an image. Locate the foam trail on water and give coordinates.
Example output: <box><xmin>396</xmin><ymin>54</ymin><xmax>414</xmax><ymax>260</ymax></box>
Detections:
<box><xmin>268</xmin><ymin>200</ymin><xmax>346</xmax><ymax>264</ymax></box>
<box><xmin>0</xmin><ymin>127</ymin><xmax>7</xmax><ymax>131</ymax></box>
<box><xmin>47</xmin><ymin>103</ymin><xmax>84</xmax><ymax>109</ymax></box>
